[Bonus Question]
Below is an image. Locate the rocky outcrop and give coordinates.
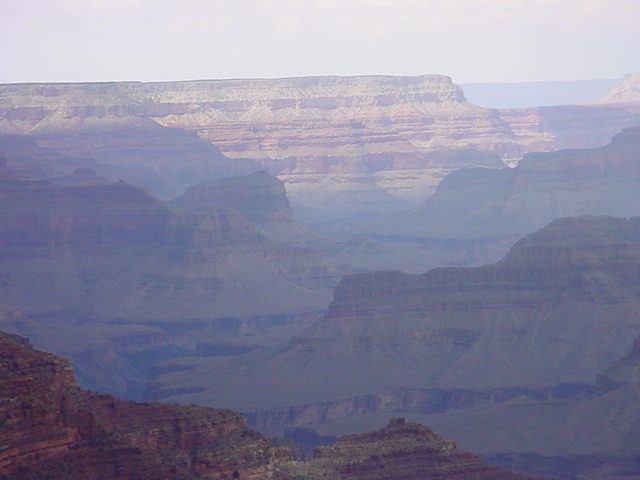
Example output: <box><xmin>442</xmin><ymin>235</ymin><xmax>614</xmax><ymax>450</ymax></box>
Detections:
<box><xmin>276</xmin><ymin>418</ymin><xmax>537</xmax><ymax>480</ymax></box>
<box><xmin>0</xmin><ymin>330</ymin><xmax>286</xmax><ymax>479</ymax></box>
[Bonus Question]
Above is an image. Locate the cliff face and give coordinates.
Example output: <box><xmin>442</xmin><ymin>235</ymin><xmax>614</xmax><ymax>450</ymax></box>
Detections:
<box><xmin>0</xmin><ymin>331</ymin><xmax>81</xmax><ymax>474</ymax></box>
<box><xmin>0</xmin><ymin>76</ymin><xmax>515</xmax><ymax>164</ymax></box>
<box><xmin>0</xmin><ymin>330</ymin><xmax>284</xmax><ymax>480</ymax></box>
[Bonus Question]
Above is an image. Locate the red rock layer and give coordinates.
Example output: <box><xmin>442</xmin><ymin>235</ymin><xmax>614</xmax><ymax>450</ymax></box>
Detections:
<box><xmin>0</xmin><ymin>331</ymin><xmax>284</xmax><ymax>480</ymax></box>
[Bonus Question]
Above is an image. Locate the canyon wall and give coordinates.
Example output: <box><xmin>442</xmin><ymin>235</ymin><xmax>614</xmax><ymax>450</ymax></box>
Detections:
<box><xmin>2</xmin><ymin>75</ymin><xmax>638</xmax><ymax>220</ymax></box>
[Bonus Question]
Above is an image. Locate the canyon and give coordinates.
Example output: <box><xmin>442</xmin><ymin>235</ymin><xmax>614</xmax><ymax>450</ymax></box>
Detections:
<box><xmin>2</xmin><ymin>74</ymin><xmax>640</xmax><ymax>274</ymax></box>
<box><xmin>147</xmin><ymin>215</ymin><xmax>640</xmax><ymax>479</ymax></box>
<box><xmin>2</xmin><ymin>73</ymin><xmax>640</xmax><ymax>479</ymax></box>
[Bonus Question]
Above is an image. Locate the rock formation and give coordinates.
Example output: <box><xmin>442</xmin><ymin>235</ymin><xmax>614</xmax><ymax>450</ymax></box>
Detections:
<box><xmin>170</xmin><ymin>171</ymin><xmax>322</xmax><ymax>246</ymax></box>
<box><xmin>0</xmin><ymin>329</ymin><xmax>287</xmax><ymax>479</ymax></box>
<box><xmin>276</xmin><ymin>417</ymin><xmax>536</xmax><ymax>480</ymax></box>
<box><xmin>403</xmin><ymin>126</ymin><xmax>640</xmax><ymax>237</ymax></box>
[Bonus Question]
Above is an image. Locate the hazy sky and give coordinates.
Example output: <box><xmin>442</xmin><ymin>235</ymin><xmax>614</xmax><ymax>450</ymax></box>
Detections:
<box><xmin>2</xmin><ymin>0</ymin><xmax>639</xmax><ymax>84</ymax></box>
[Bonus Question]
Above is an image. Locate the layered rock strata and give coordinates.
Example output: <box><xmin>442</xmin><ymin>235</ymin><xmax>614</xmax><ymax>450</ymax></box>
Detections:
<box><xmin>0</xmin><ymin>330</ymin><xmax>286</xmax><ymax>479</ymax></box>
<box><xmin>2</xmin><ymin>75</ymin><xmax>638</xmax><ymax>216</ymax></box>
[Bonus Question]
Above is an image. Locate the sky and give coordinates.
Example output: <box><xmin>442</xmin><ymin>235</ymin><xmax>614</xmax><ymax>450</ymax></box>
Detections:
<box><xmin>1</xmin><ymin>0</ymin><xmax>639</xmax><ymax>84</ymax></box>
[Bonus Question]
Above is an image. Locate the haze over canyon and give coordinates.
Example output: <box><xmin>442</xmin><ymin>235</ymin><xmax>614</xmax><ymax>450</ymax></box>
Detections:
<box><xmin>1</xmin><ymin>71</ymin><xmax>640</xmax><ymax>480</ymax></box>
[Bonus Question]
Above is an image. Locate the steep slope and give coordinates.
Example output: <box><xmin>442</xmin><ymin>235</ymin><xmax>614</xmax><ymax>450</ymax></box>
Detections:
<box><xmin>148</xmin><ymin>215</ymin><xmax>640</xmax><ymax>413</ymax></box>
